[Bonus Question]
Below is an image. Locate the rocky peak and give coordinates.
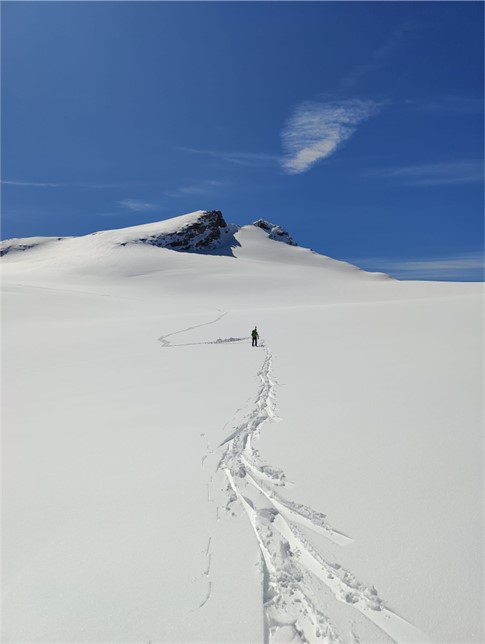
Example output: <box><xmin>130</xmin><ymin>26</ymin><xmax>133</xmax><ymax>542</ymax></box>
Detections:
<box><xmin>252</xmin><ymin>219</ymin><xmax>297</xmax><ymax>246</ymax></box>
<box><xmin>122</xmin><ymin>210</ymin><xmax>232</xmax><ymax>252</ymax></box>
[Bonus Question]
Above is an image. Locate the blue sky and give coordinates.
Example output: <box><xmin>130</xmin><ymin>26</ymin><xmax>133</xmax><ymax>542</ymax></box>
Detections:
<box><xmin>2</xmin><ymin>1</ymin><xmax>483</xmax><ymax>280</ymax></box>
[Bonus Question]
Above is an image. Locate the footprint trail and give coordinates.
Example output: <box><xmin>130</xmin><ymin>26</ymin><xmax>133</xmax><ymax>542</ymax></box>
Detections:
<box><xmin>218</xmin><ymin>345</ymin><xmax>428</xmax><ymax>644</ymax></box>
<box><xmin>157</xmin><ymin>311</ymin><xmax>428</xmax><ymax>643</ymax></box>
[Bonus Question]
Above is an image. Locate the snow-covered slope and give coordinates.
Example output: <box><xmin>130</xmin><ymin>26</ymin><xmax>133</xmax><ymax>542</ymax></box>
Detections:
<box><xmin>0</xmin><ymin>210</ymin><xmax>291</xmax><ymax>258</ymax></box>
<box><xmin>2</xmin><ymin>211</ymin><xmax>482</xmax><ymax>644</ymax></box>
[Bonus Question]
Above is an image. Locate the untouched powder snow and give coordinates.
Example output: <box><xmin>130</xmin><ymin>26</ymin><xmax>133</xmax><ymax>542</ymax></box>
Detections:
<box><xmin>1</xmin><ymin>211</ymin><xmax>483</xmax><ymax>643</ymax></box>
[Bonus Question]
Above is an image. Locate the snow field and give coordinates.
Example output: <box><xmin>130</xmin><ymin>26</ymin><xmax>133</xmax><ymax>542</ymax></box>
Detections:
<box><xmin>1</xmin><ymin>216</ymin><xmax>483</xmax><ymax>643</ymax></box>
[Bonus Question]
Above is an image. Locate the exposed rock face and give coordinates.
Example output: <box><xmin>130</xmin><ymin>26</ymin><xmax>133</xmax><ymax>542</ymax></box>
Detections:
<box><xmin>0</xmin><ymin>237</ymin><xmax>64</xmax><ymax>257</ymax></box>
<box><xmin>122</xmin><ymin>210</ymin><xmax>231</xmax><ymax>252</ymax></box>
<box><xmin>252</xmin><ymin>219</ymin><xmax>297</xmax><ymax>246</ymax></box>
<box><xmin>0</xmin><ymin>242</ymin><xmax>36</xmax><ymax>257</ymax></box>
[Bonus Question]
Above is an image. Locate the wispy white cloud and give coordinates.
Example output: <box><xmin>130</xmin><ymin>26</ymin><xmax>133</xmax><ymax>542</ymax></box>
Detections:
<box><xmin>353</xmin><ymin>252</ymin><xmax>484</xmax><ymax>281</ymax></box>
<box><xmin>1</xmin><ymin>180</ymin><xmax>65</xmax><ymax>188</ymax></box>
<box><xmin>117</xmin><ymin>199</ymin><xmax>160</xmax><ymax>212</ymax></box>
<box><xmin>179</xmin><ymin>147</ymin><xmax>278</xmax><ymax>167</ymax></box>
<box><xmin>281</xmin><ymin>99</ymin><xmax>385</xmax><ymax>175</ymax></box>
<box><xmin>165</xmin><ymin>179</ymin><xmax>225</xmax><ymax>198</ymax></box>
<box><xmin>370</xmin><ymin>161</ymin><xmax>484</xmax><ymax>186</ymax></box>
<box><xmin>97</xmin><ymin>211</ymin><xmax>139</xmax><ymax>218</ymax></box>
<box><xmin>2</xmin><ymin>179</ymin><xmax>146</xmax><ymax>189</ymax></box>
<box><xmin>181</xmin><ymin>99</ymin><xmax>385</xmax><ymax>176</ymax></box>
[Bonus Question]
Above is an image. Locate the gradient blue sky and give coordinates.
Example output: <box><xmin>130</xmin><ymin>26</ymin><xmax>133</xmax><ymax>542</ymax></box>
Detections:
<box><xmin>2</xmin><ymin>1</ymin><xmax>483</xmax><ymax>280</ymax></box>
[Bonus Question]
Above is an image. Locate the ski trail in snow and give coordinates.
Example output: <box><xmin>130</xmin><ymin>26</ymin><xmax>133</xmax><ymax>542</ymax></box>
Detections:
<box><xmin>157</xmin><ymin>311</ymin><xmax>228</xmax><ymax>613</ymax></box>
<box><xmin>162</xmin><ymin>336</ymin><xmax>247</xmax><ymax>348</ymax></box>
<box><xmin>157</xmin><ymin>310</ymin><xmax>247</xmax><ymax>347</ymax></box>
<box><xmin>199</xmin><ymin>538</ymin><xmax>213</xmax><ymax>608</ymax></box>
<box><xmin>155</xmin><ymin>314</ymin><xmax>427</xmax><ymax>643</ymax></box>
<box><xmin>157</xmin><ymin>311</ymin><xmax>227</xmax><ymax>347</ymax></box>
<box><xmin>218</xmin><ymin>346</ymin><xmax>429</xmax><ymax>644</ymax></box>
<box><xmin>198</xmin><ymin>581</ymin><xmax>212</xmax><ymax>609</ymax></box>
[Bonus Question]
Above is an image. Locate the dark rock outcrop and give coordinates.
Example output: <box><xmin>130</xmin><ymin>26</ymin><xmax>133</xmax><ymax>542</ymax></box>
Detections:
<box><xmin>0</xmin><ymin>242</ymin><xmax>36</xmax><ymax>257</ymax></box>
<box><xmin>0</xmin><ymin>237</ymin><xmax>64</xmax><ymax>257</ymax></box>
<box><xmin>252</xmin><ymin>219</ymin><xmax>297</xmax><ymax>246</ymax></box>
<box><xmin>122</xmin><ymin>210</ymin><xmax>232</xmax><ymax>252</ymax></box>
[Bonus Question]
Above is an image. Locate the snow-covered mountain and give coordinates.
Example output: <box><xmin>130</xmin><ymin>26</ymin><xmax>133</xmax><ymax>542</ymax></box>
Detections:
<box><xmin>0</xmin><ymin>210</ymin><xmax>391</xmax><ymax>300</ymax></box>
<box><xmin>0</xmin><ymin>210</ymin><xmax>296</xmax><ymax>257</ymax></box>
<box><xmin>2</xmin><ymin>211</ymin><xmax>482</xmax><ymax>643</ymax></box>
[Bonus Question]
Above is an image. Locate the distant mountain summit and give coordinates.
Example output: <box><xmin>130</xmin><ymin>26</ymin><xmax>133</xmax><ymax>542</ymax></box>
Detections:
<box><xmin>0</xmin><ymin>208</ymin><xmax>395</xmax><ymax>286</ymax></box>
<box><xmin>252</xmin><ymin>219</ymin><xmax>297</xmax><ymax>246</ymax></box>
<box><xmin>117</xmin><ymin>210</ymin><xmax>233</xmax><ymax>253</ymax></box>
<box><xmin>0</xmin><ymin>210</ymin><xmax>299</xmax><ymax>257</ymax></box>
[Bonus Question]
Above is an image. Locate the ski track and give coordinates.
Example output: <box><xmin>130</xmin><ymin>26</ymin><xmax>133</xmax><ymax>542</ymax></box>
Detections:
<box><xmin>198</xmin><ymin>581</ymin><xmax>212</xmax><ymax>609</ymax></box>
<box><xmin>199</xmin><ymin>538</ymin><xmax>213</xmax><ymax>608</ymax></box>
<box><xmin>163</xmin><ymin>336</ymin><xmax>248</xmax><ymax>348</ymax></box>
<box><xmin>158</xmin><ymin>311</ymin><xmax>428</xmax><ymax>644</ymax></box>
<box><xmin>157</xmin><ymin>311</ymin><xmax>229</xmax><ymax>347</ymax></box>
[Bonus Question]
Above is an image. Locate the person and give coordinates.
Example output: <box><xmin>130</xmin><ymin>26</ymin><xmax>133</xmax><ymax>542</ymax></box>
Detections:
<box><xmin>251</xmin><ymin>326</ymin><xmax>259</xmax><ymax>347</ymax></box>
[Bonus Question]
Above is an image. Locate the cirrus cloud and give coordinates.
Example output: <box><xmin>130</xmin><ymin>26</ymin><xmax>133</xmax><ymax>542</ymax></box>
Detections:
<box><xmin>117</xmin><ymin>199</ymin><xmax>160</xmax><ymax>212</ymax></box>
<box><xmin>281</xmin><ymin>99</ymin><xmax>385</xmax><ymax>175</ymax></box>
<box><xmin>351</xmin><ymin>252</ymin><xmax>484</xmax><ymax>281</ymax></box>
<box><xmin>369</xmin><ymin>160</ymin><xmax>484</xmax><ymax>186</ymax></box>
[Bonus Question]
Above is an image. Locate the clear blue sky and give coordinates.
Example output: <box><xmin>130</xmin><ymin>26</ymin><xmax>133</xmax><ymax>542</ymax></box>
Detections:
<box><xmin>2</xmin><ymin>1</ymin><xmax>483</xmax><ymax>280</ymax></box>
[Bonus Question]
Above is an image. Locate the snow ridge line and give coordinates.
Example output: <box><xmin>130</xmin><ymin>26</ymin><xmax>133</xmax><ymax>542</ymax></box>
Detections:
<box><xmin>219</xmin><ymin>346</ymin><xmax>429</xmax><ymax>644</ymax></box>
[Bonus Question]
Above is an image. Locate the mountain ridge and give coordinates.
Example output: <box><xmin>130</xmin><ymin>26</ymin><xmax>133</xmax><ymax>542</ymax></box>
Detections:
<box><xmin>0</xmin><ymin>209</ymin><xmax>397</xmax><ymax>286</ymax></box>
<box><xmin>0</xmin><ymin>210</ymin><xmax>298</xmax><ymax>257</ymax></box>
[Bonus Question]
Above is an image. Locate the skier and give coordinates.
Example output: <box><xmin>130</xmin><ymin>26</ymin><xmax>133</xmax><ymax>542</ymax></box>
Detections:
<box><xmin>251</xmin><ymin>326</ymin><xmax>259</xmax><ymax>347</ymax></box>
